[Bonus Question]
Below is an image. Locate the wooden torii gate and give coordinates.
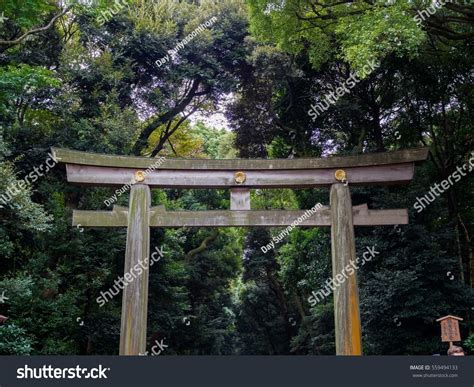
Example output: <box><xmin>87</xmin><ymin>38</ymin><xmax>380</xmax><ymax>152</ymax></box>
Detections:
<box><xmin>52</xmin><ymin>147</ymin><xmax>428</xmax><ymax>356</ymax></box>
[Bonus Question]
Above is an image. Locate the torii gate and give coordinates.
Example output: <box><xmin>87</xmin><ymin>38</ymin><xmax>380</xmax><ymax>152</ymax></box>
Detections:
<box><xmin>52</xmin><ymin>147</ymin><xmax>428</xmax><ymax>356</ymax></box>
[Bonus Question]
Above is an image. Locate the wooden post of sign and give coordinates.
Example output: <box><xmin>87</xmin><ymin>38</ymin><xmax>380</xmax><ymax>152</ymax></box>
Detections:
<box><xmin>330</xmin><ymin>183</ymin><xmax>362</xmax><ymax>355</ymax></box>
<box><xmin>119</xmin><ymin>184</ymin><xmax>151</xmax><ymax>355</ymax></box>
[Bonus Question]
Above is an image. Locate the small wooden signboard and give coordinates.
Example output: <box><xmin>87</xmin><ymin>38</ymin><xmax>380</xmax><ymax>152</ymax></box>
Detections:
<box><xmin>436</xmin><ymin>315</ymin><xmax>463</xmax><ymax>343</ymax></box>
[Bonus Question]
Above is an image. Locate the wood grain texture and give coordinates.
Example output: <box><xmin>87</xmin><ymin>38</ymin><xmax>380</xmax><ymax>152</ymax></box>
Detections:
<box><xmin>52</xmin><ymin>147</ymin><xmax>428</xmax><ymax>170</ymax></box>
<box><xmin>56</xmin><ymin>147</ymin><xmax>426</xmax><ymax>357</ymax></box>
<box><xmin>330</xmin><ymin>183</ymin><xmax>363</xmax><ymax>356</ymax></box>
<box><xmin>119</xmin><ymin>184</ymin><xmax>151</xmax><ymax>356</ymax></box>
<box><xmin>230</xmin><ymin>188</ymin><xmax>251</xmax><ymax>210</ymax></box>
<box><xmin>64</xmin><ymin>163</ymin><xmax>415</xmax><ymax>188</ymax></box>
<box><xmin>73</xmin><ymin>205</ymin><xmax>407</xmax><ymax>228</ymax></box>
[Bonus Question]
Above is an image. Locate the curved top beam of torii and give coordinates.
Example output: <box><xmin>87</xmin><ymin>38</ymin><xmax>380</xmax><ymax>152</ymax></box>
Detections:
<box><xmin>52</xmin><ymin>147</ymin><xmax>428</xmax><ymax>189</ymax></box>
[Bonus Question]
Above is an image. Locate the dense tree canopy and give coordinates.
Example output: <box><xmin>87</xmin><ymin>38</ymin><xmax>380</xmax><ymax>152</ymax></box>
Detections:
<box><xmin>0</xmin><ymin>0</ymin><xmax>472</xmax><ymax>355</ymax></box>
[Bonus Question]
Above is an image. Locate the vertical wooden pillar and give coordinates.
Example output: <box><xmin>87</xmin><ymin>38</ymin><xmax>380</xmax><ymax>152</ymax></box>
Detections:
<box><xmin>120</xmin><ymin>184</ymin><xmax>151</xmax><ymax>355</ymax></box>
<box><xmin>330</xmin><ymin>183</ymin><xmax>362</xmax><ymax>355</ymax></box>
<box><xmin>230</xmin><ymin>188</ymin><xmax>250</xmax><ymax>211</ymax></box>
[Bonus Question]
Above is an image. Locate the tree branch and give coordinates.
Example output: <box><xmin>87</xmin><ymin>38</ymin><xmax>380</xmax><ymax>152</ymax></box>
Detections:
<box><xmin>150</xmin><ymin>105</ymin><xmax>200</xmax><ymax>157</ymax></box>
<box><xmin>185</xmin><ymin>230</ymin><xmax>219</xmax><ymax>263</ymax></box>
<box><xmin>0</xmin><ymin>6</ymin><xmax>73</xmax><ymax>46</ymax></box>
<box><xmin>132</xmin><ymin>77</ymin><xmax>202</xmax><ymax>155</ymax></box>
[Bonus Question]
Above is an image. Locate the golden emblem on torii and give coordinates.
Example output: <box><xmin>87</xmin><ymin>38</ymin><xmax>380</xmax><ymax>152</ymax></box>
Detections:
<box><xmin>334</xmin><ymin>169</ymin><xmax>347</xmax><ymax>182</ymax></box>
<box><xmin>134</xmin><ymin>170</ymin><xmax>146</xmax><ymax>183</ymax></box>
<box><xmin>234</xmin><ymin>171</ymin><xmax>247</xmax><ymax>184</ymax></box>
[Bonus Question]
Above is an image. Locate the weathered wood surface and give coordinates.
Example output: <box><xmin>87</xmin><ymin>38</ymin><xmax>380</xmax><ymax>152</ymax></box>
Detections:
<box><xmin>55</xmin><ymin>147</ymin><xmax>428</xmax><ymax>357</ymax></box>
<box><xmin>65</xmin><ymin>163</ymin><xmax>415</xmax><ymax>187</ymax></box>
<box><xmin>436</xmin><ymin>315</ymin><xmax>463</xmax><ymax>343</ymax></box>
<box><xmin>72</xmin><ymin>204</ymin><xmax>408</xmax><ymax>228</ymax></box>
<box><xmin>52</xmin><ymin>147</ymin><xmax>428</xmax><ymax>170</ymax></box>
<box><xmin>230</xmin><ymin>188</ymin><xmax>250</xmax><ymax>210</ymax></box>
<box><xmin>119</xmin><ymin>184</ymin><xmax>150</xmax><ymax>356</ymax></box>
<box><xmin>330</xmin><ymin>183</ymin><xmax>362</xmax><ymax>356</ymax></box>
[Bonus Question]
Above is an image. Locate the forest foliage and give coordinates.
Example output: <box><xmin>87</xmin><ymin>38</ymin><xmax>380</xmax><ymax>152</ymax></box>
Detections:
<box><xmin>0</xmin><ymin>0</ymin><xmax>472</xmax><ymax>355</ymax></box>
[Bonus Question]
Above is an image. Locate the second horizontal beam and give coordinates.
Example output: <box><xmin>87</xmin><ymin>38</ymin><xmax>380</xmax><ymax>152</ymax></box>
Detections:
<box><xmin>72</xmin><ymin>205</ymin><xmax>408</xmax><ymax>228</ymax></box>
